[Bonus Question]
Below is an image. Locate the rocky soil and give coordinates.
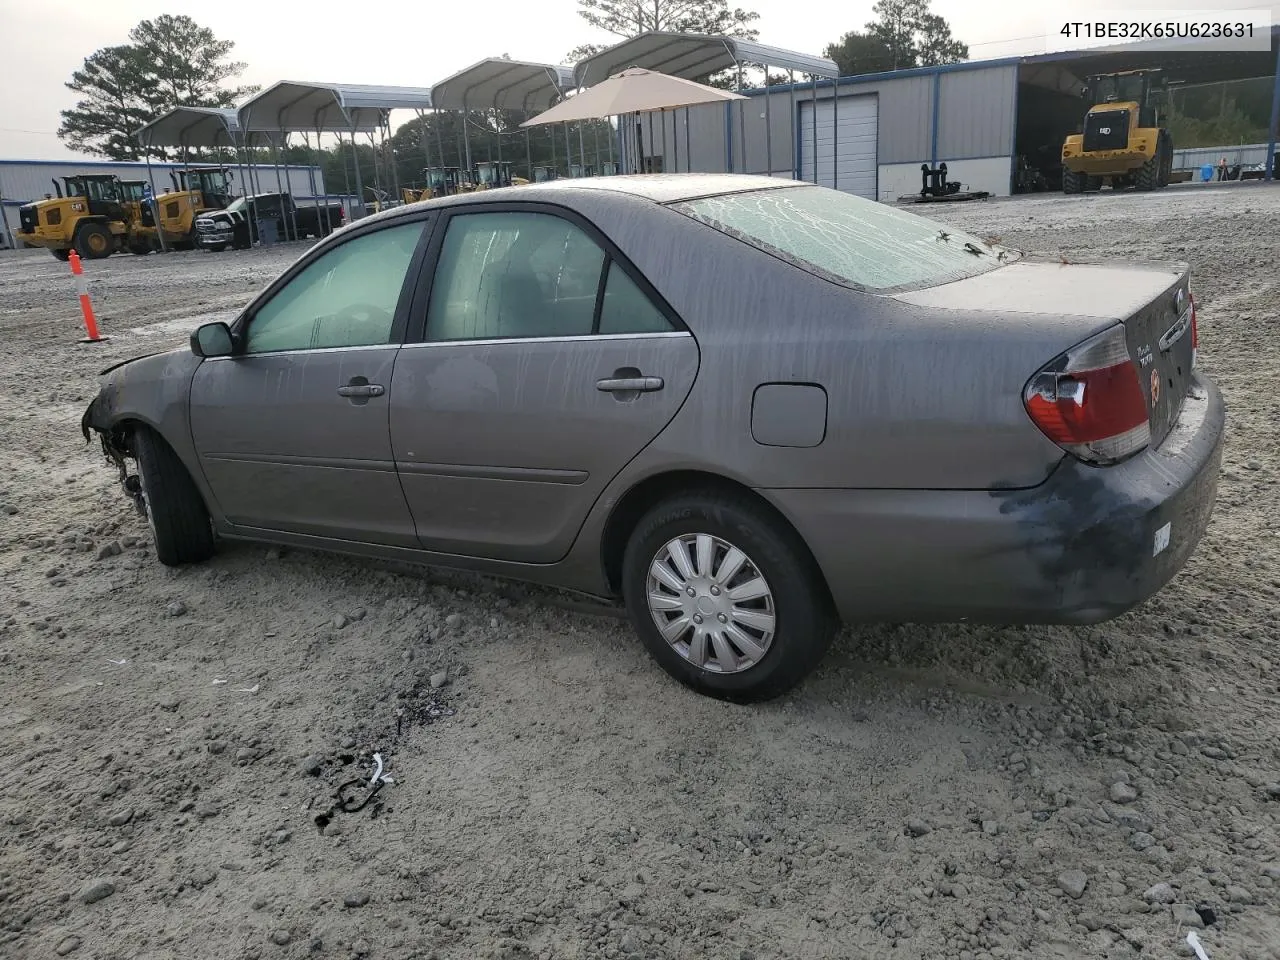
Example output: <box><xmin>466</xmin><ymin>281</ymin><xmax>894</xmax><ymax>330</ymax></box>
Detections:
<box><xmin>1</xmin><ymin>183</ymin><xmax>1279</xmax><ymax>960</ymax></box>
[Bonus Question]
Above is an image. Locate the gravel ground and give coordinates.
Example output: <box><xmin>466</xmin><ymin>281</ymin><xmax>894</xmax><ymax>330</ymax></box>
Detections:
<box><xmin>2</xmin><ymin>184</ymin><xmax>1279</xmax><ymax>960</ymax></box>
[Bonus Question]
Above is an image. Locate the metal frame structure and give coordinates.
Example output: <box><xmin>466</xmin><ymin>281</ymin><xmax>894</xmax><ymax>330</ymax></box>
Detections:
<box><xmin>237</xmin><ymin>81</ymin><xmax>434</xmax><ymax>229</ymax></box>
<box><xmin>134</xmin><ymin>106</ymin><xmax>268</xmax><ymax>251</ymax></box>
<box><xmin>574</xmin><ymin>32</ymin><xmax>838</xmax><ymax>183</ymax></box>
<box><xmin>430</xmin><ymin>59</ymin><xmax>576</xmax><ymax>183</ymax></box>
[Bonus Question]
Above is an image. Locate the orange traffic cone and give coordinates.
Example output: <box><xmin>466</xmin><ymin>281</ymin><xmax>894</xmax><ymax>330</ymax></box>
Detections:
<box><xmin>68</xmin><ymin>250</ymin><xmax>108</xmax><ymax>343</ymax></box>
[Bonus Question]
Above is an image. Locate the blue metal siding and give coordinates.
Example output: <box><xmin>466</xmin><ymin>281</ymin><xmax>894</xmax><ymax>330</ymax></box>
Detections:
<box><xmin>936</xmin><ymin>65</ymin><xmax>1018</xmax><ymax>161</ymax></box>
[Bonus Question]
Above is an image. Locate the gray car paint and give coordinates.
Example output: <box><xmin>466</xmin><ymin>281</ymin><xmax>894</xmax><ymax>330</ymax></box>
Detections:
<box><xmin>81</xmin><ymin>174</ymin><xmax>1224</xmax><ymax>625</ymax></box>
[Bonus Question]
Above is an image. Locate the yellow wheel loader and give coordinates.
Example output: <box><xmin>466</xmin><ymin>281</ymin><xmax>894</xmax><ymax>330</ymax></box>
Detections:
<box><xmin>14</xmin><ymin>174</ymin><xmax>145</xmax><ymax>261</ymax></box>
<box><xmin>117</xmin><ymin>180</ymin><xmax>162</xmax><ymax>254</ymax></box>
<box><xmin>154</xmin><ymin>166</ymin><xmax>235</xmax><ymax>248</ymax></box>
<box><xmin>1061</xmin><ymin>70</ymin><xmax>1173</xmax><ymax>194</ymax></box>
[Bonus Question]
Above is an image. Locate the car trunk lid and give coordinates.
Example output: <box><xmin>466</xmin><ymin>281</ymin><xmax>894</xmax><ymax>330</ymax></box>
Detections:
<box><xmin>893</xmin><ymin>258</ymin><xmax>1194</xmax><ymax>450</ymax></box>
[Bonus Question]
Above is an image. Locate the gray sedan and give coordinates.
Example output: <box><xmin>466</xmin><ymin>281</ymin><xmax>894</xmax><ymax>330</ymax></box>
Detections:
<box><xmin>81</xmin><ymin>174</ymin><xmax>1224</xmax><ymax>701</ymax></box>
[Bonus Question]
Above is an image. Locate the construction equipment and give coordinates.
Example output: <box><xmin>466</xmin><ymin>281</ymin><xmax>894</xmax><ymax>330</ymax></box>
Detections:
<box><xmin>1061</xmin><ymin>69</ymin><xmax>1173</xmax><ymax>194</ymax></box>
<box><xmin>14</xmin><ymin>174</ymin><xmax>148</xmax><ymax>261</ymax></box>
<box><xmin>154</xmin><ymin>165</ymin><xmax>235</xmax><ymax>248</ymax></box>
<box><xmin>116</xmin><ymin>180</ymin><xmax>162</xmax><ymax>254</ymax></box>
<box><xmin>473</xmin><ymin>161</ymin><xmax>528</xmax><ymax>190</ymax></box>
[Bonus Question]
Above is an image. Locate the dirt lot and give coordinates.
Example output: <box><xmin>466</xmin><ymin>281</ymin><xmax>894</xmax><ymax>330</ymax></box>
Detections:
<box><xmin>2</xmin><ymin>183</ymin><xmax>1279</xmax><ymax>960</ymax></box>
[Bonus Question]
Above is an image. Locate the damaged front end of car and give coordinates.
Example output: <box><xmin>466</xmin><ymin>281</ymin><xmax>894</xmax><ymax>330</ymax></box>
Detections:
<box><xmin>81</xmin><ymin>387</ymin><xmax>148</xmax><ymax>519</ymax></box>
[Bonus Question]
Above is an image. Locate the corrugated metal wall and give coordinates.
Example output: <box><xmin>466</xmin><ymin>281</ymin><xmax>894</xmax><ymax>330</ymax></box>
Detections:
<box><xmin>0</xmin><ymin>159</ymin><xmax>329</xmax><ymax>235</ymax></box>
<box><xmin>936</xmin><ymin>65</ymin><xmax>1018</xmax><ymax>161</ymax></box>
<box><xmin>632</xmin><ymin>64</ymin><xmax>1016</xmax><ymax>180</ymax></box>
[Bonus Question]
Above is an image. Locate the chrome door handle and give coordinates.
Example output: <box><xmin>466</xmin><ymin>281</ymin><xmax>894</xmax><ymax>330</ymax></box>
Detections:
<box><xmin>596</xmin><ymin>376</ymin><xmax>663</xmax><ymax>393</ymax></box>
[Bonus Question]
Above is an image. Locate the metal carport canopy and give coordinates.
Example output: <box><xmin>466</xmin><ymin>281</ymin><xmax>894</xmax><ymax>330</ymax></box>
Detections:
<box><xmin>431</xmin><ymin>59</ymin><xmax>575</xmax><ymax>111</ymax></box>
<box><xmin>574</xmin><ymin>32</ymin><xmax>838</xmax><ymax>87</ymax></box>
<box><xmin>237</xmin><ymin>80</ymin><xmax>434</xmax><ymax>132</ymax></box>
<box><xmin>134</xmin><ymin>107</ymin><xmax>247</xmax><ymax>148</ymax></box>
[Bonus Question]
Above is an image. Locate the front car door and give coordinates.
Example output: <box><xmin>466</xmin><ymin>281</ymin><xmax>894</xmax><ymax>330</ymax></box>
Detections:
<box><xmin>189</xmin><ymin>216</ymin><xmax>431</xmax><ymax>546</ymax></box>
<box><xmin>389</xmin><ymin>206</ymin><xmax>700</xmax><ymax>563</ymax></box>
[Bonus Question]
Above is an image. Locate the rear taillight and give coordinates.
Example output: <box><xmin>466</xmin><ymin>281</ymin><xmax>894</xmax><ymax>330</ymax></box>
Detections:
<box><xmin>1024</xmin><ymin>325</ymin><xmax>1150</xmax><ymax>466</ymax></box>
<box><xmin>1189</xmin><ymin>291</ymin><xmax>1198</xmax><ymax>369</ymax></box>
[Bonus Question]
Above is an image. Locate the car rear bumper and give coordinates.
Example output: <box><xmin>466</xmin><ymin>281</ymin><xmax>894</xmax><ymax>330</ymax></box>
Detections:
<box><xmin>768</xmin><ymin>374</ymin><xmax>1225</xmax><ymax>625</ymax></box>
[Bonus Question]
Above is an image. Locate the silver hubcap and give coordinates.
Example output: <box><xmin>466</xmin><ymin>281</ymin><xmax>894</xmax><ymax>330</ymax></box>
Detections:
<box><xmin>646</xmin><ymin>533</ymin><xmax>776</xmax><ymax>674</ymax></box>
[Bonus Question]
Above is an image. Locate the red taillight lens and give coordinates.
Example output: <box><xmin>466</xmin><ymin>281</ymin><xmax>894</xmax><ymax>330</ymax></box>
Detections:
<box><xmin>1024</xmin><ymin>325</ymin><xmax>1151</xmax><ymax>466</ymax></box>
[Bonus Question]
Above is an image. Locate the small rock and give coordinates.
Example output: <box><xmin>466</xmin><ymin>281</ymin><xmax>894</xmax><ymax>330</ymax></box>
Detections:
<box><xmin>301</xmin><ymin>754</ymin><xmax>325</xmax><ymax>776</ymax></box>
<box><xmin>95</xmin><ymin>541</ymin><xmax>122</xmax><ymax>560</ymax></box>
<box><xmin>1265</xmin><ymin>783</ymin><xmax>1280</xmax><ymax>799</ymax></box>
<box><xmin>352</xmin><ymin>940</ymin><xmax>370</xmax><ymax>956</ymax></box>
<box><xmin>166</xmin><ymin>600</ymin><xmax>188</xmax><ymax>617</ymax></box>
<box><xmin>265</xmin><ymin>547</ymin><xmax>282</xmax><ymax>560</ymax></box>
<box><xmin>1262</xmin><ymin>864</ymin><xmax>1280</xmax><ymax>881</ymax></box>
<box><xmin>1109</xmin><ymin>782</ymin><xmax>1140</xmax><ymax>804</ymax></box>
<box><xmin>236</xmin><ymin>747</ymin><xmax>259</xmax><ymax>763</ymax></box>
<box><xmin>1246</xmin><ymin>460</ymin><xmax>1263</xmax><ymax>471</ymax></box>
<box><xmin>207</xmin><ymin>741</ymin><xmax>227</xmax><ymax>755</ymax></box>
<box><xmin>1033</xmin><ymin>908</ymin><xmax>1052</xmax><ymax>923</ymax></box>
<box><xmin>445</xmin><ymin>613</ymin><xmax>462</xmax><ymax>629</ymax></box>
<box><xmin>1129</xmin><ymin>832</ymin><xmax>1156</xmax><ymax>851</ymax></box>
<box><xmin>252</xmin><ymin>896</ymin><xmax>269</xmax><ymax>910</ymax></box>
<box><xmin>1</xmin><ymin>504</ymin><xmax>17</xmax><ymax>516</ymax></box>
<box><xmin>621</xmin><ymin>930</ymin><xmax>640</xmax><ymax>954</ymax></box>
<box><xmin>905</xmin><ymin>819</ymin><xmax>932</xmax><ymax>837</ymax></box>
<box><xmin>1171</xmin><ymin>904</ymin><xmax>1204</xmax><ymax>929</ymax></box>
<box><xmin>344</xmin><ymin>892</ymin><xmax>370</xmax><ymax>908</ymax></box>
<box><xmin>80</xmin><ymin>879</ymin><xmax>116</xmax><ymax>904</ymax></box>
<box><xmin>1225</xmin><ymin>886</ymin><xmax>1255</xmax><ymax>904</ymax></box>
<box><xmin>158</xmin><ymin>696</ymin><xmax>180</xmax><ymax>713</ymax></box>
<box><xmin>273</xmin><ymin>830</ymin><xmax>291</xmax><ymax>845</ymax></box>
<box><xmin>332</xmin><ymin>614</ymin><xmax>349</xmax><ymax>630</ymax></box>
<box><xmin>1058</xmin><ymin>870</ymin><xmax>1089</xmax><ymax>900</ymax></box>
<box><xmin>55</xmin><ymin>935</ymin><xmax>82</xmax><ymax>956</ymax></box>
<box><xmin>1113</xmin><ymin>811</ymin><xmax>1154</xmax><ymax>833</ymax></box>
<box><xmin>429</xmin><ymin>670</ymin><xmax>449</xmax><ymax>690</ymax></box>
<box><xmin>1143</xmin><ymin>883</ymin><xmax>1176</xmax><ymax>904</ymax></box>
<box><xmin>195</xmin><ymin>802</ymin><xmax>220</xmax><ymax>819</ymax></box>
<box><xmin>351</xmin><ymin>609</ymin><xmax>366</xmax><ymax>621</ymax></box>
<box><xmin>982</xmin><ymin>820</ymin><xmax>1000</xmax><ymax>836</ymax></box>
<box><xmin>270</xmin><ymin>930</ymin><xmax>291</xmax><ymax>946</ymax></box>
<box><xmin>107</xmin><ymin>809</ymin><xmax>134</xmax><ymax>827</ymax></box>
<box><xmin>1202</xmin><ymin>746</ymin><xmax>1228</xmax><ymax>760</ymax></box>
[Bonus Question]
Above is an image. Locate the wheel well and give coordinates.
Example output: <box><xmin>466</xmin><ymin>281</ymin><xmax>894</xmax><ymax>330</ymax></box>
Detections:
<box><xmin>598</xmin><ymin>470</ymin><xmax>835</xmax><ymax>606</ymax></box>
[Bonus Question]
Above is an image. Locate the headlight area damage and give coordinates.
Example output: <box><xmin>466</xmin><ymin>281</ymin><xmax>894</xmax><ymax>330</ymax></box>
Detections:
<box><xmin>81</xmin><ymin>389</ymin><xmax>148</xmax><ymax>519</ymax></box>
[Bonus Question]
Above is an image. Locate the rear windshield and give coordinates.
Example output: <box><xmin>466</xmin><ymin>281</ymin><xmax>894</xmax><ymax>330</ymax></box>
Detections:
<box><xmin>669</xmin><ymin>185</ymin><xmax>1018</xmax><ymax>293</ymax></box>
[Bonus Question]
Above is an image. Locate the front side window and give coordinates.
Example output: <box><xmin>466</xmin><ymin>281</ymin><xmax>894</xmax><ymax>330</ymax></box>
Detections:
<box><xmin>671</xmin><ymin>185</ymin><xmax>1018</xmax><ymax>294</ymax></box>
<box><xmin>245</xmin><ymin>220</ymin><xmax>425</xmax><ymax>354</ymax></box>
<box><xmin>426</xmin><ymin>212</ymin><xmax>606</xmax><ymax>341</ymax></box>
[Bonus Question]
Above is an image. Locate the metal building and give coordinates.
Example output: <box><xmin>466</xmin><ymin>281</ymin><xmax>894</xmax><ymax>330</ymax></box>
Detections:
<box><xmin>630</xmin><ymin>26</ymin><xmax>1280</xmax><ymax>199</ymax></box>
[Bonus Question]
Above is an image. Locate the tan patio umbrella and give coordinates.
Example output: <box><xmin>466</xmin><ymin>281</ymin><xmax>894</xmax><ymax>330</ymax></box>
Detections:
<box><xmin>520</xmin><ymin>67</ymin><xmax>747</xmax><ymax>175</ymax></box>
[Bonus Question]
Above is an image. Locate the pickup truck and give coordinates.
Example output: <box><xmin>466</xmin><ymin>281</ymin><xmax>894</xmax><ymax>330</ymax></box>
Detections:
<box><xmin>194</xmin><ymin>193</ymin><xmax>346</xmax><ymax>251</ymax></box>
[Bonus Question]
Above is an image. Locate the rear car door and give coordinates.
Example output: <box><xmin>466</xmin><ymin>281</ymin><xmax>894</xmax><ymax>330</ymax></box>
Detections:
<box><xmin>189</xmin><ymin>216</ymin><xmax>432</xmax><ymax>546</ymax></box>
<box><xmin>389</xmin><ymin>205</ymin><xmax>699</xmax><ymax>562</ymax></box>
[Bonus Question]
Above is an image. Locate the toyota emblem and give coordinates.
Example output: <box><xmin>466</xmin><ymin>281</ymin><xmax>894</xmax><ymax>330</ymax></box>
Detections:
<box><xmin>1150</xmin><ymin>369</ymin><xmax>1161</xmax><ymax>404</ymax></box>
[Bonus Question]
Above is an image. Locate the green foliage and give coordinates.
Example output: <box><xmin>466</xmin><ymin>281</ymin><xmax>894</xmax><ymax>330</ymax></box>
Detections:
<box><xmin>58</xmin><ymin>15</ymin><xmax>258</xmax><ymax>160</ymax></box>
<box><xmin>825</xmin><ymin>0</ymin><xmax>967</xmax><ymax>77</ymax></box>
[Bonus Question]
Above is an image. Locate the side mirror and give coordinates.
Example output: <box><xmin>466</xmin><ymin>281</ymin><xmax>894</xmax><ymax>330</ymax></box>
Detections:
<box><xmin>191</xmin><ymin>321</ymin><xmax>235</xmax><ymax>358</ymax></box>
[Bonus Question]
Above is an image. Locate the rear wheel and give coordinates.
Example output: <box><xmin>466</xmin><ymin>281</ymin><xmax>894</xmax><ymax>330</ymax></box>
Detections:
<box><xmin>1062</xmin><ymin>167</ymin><xmax>1085</xmax><ymax>194</ymax></box>
<box><xmin>76</xmin><ymin>223</ymin><xmax>113</xmax><ymax>260</ymax></box>
<box><xmin>1136</xmin><ymin>147</ymin><xmax>1160</xmax><ymax>191</ymax></box>
<box><xmin>133</xmin><ymin>426</ymin><xmax>215</xmax><ymax>566</ymax></box>
<box><xmin>621</xmin><ymin>491</ymin><xmax>837</xmax><ymax>702</ymax></box>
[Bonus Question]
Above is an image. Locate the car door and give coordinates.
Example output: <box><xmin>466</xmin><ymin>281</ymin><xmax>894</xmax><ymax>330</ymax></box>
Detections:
<box><xmin>189</xmin><ymin>216</ymin><xmax>431</xmax><ymax>546</ymax></box>
<box><xmin>389</xmin><ymin>206</ymin><xmax>699</xmax><ymax>563</ymax></box>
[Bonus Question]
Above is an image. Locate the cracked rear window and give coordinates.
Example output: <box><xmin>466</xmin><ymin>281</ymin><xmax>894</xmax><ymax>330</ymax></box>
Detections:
<box><xmin>670</xmin><ymin>185</ymin><xmax>1016</xmax><ymax>293</ymax></box>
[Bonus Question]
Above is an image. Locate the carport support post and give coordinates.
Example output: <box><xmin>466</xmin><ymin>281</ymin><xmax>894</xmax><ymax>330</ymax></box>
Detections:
<box><xmin>811</xmin><ymin>76</ymin><xmax>819</xmax><ymax>184</ymax></box>
<box><xmin>525</xmin><ymin>120</ymin><xmax>533</xmax><ymax>183</ymax></box>
<box><xmin>462</xmin><ymin>98</ymin><xmax>474</xmax><ymax>178</ymax></box>
<box><xmin>765</xmin><ymin>78</ymin><xmax>773</xmax><ymax>176</ymax></box>
<box><xmin>310</xmin><ymin>130</ymin><xmax>331</xmax><ymax>232</ymax></box>
<box><xmin>279</xmin><ymin>131</ymin><xmax>301</xmax><ymax>241</ymax></box>
<box><xmin>660</xmin><ymin>109</ymin><xmax>668</xmax><ymax>172</ymax></box>
<box><xmin>832</xmin><ymin>79</ymin><xmax>839</xmax><ymax>190</ymax></box>
<box><xmin>564</xmin><ymin>122</ymin><xmax>573</xmax><ymax>174</ymax></box>
<box><xmin>143</xmin><ymin>151</ymin><xmax>168</xmax><ymax>253</ymax></box>
<box><xmin>349</xmin><ymin>128</ymin><xmax>366</xmax><ymax>218</ymax></box>
<box><xmin>683</xmin><ymin>108</ymin><xmax>690</xmax><ymax>172</ymax></box>
<box><xmin>1267</xmin><ymin>39</ymin><xmax>1280</xmax><ymax>181</ymax></box>
<box><xmin>578</xmin><ymin>122</ymin><xmax>587</xmax><ymax>174</ymax></box>
<box><xmin>788</xmin><ymin>70</ymin><xmax>797</xmax><ymax>178</ymax></box>
<box><xmin>386</xmin><ymin>115</ymin><xmax>402</xmax><ymax>204</ymax></box>
<box><xmin>433</xmin><ymin>111</ymin><xmax>447</xmax><ymax>184</ymax></box>
<box><xmin>736</xmin><ymin>61</ymin><xmax>747</xmax><ymax>175</ymax></box>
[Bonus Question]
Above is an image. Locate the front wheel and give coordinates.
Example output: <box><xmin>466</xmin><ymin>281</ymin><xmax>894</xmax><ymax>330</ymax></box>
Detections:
<box><xmin>621</xmin><ymin>492</ymin><xmax>837</xmax><ymax>702</ymax></box>
<box><xmin>1062</xmin><ymin>167</ymin><xmax>1085</xmax><ymax>194</ymax></box>
<box><xmin>76</xmin><ymin>222</ymin><xmax>113</xmax><ymax>259</ymax></box>
<box><xmin>134</xmin><ymin>426</ymin><xmax>215</xmax><ymax>566</ymax></box>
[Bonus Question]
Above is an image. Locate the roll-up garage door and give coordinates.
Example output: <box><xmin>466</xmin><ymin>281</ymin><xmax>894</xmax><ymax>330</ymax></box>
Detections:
<box><xmin>798</xmin><ymin>94</ymin><xmax>878</xmax><ymax>199</ymax></box>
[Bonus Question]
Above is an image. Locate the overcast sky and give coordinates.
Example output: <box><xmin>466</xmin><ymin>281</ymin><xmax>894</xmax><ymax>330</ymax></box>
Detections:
<box><xmin>1</xmin><ymin>0</ymin><xmax>1273</xmax><ymax>160</ymax></box>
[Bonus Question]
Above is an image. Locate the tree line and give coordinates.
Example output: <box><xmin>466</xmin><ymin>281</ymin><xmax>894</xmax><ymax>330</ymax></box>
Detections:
<box><xmin>58</xmin><ymin>0</ymin><xmax>967</xmax><ymax>188</ymax></box>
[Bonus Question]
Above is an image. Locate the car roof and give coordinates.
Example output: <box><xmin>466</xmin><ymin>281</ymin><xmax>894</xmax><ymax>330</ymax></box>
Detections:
<box><xmin>358</xmin><ymin>173</ymin><xmax>805</xmax><ymax>230</ymax></box>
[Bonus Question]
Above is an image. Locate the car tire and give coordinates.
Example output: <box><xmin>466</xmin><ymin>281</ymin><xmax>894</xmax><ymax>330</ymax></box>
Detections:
<box><xmin>134</xmin><ymin>426</ymin><xmax>215</xmax><ymax>566</ymax></box>
<box><xmin>621</xmin><ymin>491</ymin><xmax>837</xmax><ymax>703</ymax></box>
<box><xmin>76</xmin><ymin>222</ymin><xmax>113</xmax><ymax>260</ymax></box>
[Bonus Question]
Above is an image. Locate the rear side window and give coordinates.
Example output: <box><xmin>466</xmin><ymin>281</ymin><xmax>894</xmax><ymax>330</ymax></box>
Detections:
<box><xmin>670</xmin><ymin>185</ymin><xmax>1017</xmax><ymax>293</ymax></box>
